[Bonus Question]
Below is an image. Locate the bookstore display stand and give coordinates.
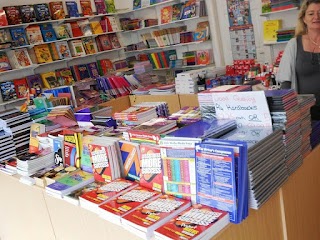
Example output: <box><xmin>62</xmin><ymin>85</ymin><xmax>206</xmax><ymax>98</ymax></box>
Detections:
<box><xmin>1</xmin><ymin>142</ymin><xmax>320</xmax><ymax>240</ymax></box>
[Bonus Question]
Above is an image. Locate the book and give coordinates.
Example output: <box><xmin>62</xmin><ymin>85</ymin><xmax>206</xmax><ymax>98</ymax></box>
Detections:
<box><xmin>53</xmin><ymin>137</ymin><xmax>64</xmax><ymax>166</ymax></box>
<box><xmin>71</xmin><ymin>64</ymin><xmax>91</xmax><ymax>80</ymax></box>
<box><xmin>87</xmin><ymin>62</ymin><xmax>100</xmax><ymax>78</ymax></box>
<box><xmin>180</xmin><ymin>0</ymin><xmax>197</xmax><ymax>19</ymax></box>
<box><xmin>109</xmin><ymin>33</ymin><xmax>121</xmax><ymax>49</ymax></box>
<box><xmin>154</xmin><ymin>204</ymin><xmax>230</xmax><ymax>240</ymax></box>
<box><xmin>40</xmin><ymin>24</ymin><xmax>57</xmax><ymax>42</ymax></box>
<box><xmin>90</xmin><ymin>21</ymin><xmax>104</xmax><ymax>34</ymax></box>
<box><xmin>34</xmin><ymin>44</ymin><xmax>53</xmax><ymax>64</ymax></box>
<box><xmin>121</xmin><ymin>195</ymin><xmax>191</xmax><ymax>239</ymax></box>
<box><xmin>82</xmin><ymin>37</ymin><xmax>98</xmax><ymax>54</ymax></box>
<box><xmin>66</xmin><ymin>1</ymin><xmax>80</xmax><ymax>18</ymax></box>
<box><xmin>119</xmin><ymin>140</ymin><xmax>140</xmax><ymax>182</ymax></box>
<box><xmin>139</xmin><ymin>144</ymin><xmax>163</xmax><ymax>193</ymax></box>
<box><xmin>29</xmin><ymin>122</ymin><xmax>46</xmax><ymax>153</ymax></box>
<box><xmin>7</xmin><ymin>49</ymin><xmax>33</xmax><ymax>69</ymax></box>
<box><xmin>49</xmin><ymin>1</ymin><xmax>66</xmax><ymax>20</ymax></box>
<box><xmin>41</xmin><ymin>71</ymin><xmax>59</xmax><ymax>89</ymax></box>
<box><xmin>10</xmin><ymin>27</ymin><xmax>28</xmax><ymax>47</ymax></box>
<box><xmin>26</xmin><ymin>74</ymin><xmax>44</xmax><ymax>90</ymax></box>
<box><xmin>69</xmin><ymin>21</ymin><xmax>83</xmax><ymax>38</ymax></box>
<box><xmin>3</xmin><ymin>6</ymin><xmax>22</xmax><ymax>25</ymax></box>
<box><xmin>53</xmin><ymin>25</ymin><xmax>70</xmax><ymax>39</ymax></box>
<box><xmin>263</xmin><ymin>19</ymin><xmax>282</xmax><ymax>42</ymax></box>
<box><xmin>26</xmin><ymin>25</ymin><xmax>44</xmax><ymax>45</ymax></box>
<box><xmin>0</xmin><ymin>82</ymin><xmax>17</xmax><ymax>101</ymax></box>
<box><xmin>79</xmin><ymin>178</ymin><xmax>138</xmax><ymax>213</ymax></box>
<box><xmin>48</xmin><ymin>42</ymin><xmax>60</xmax><ymax>61</ymax></box>
<box><xmin>105</xmin><ymin>0</ymin><xmax>116</xmax><ymax>13</ymax></box>
<box><xmin>14</xmin><ymin>78</ymin><xmax>29</xmax><ymax>98</ymax></box>
<box><xmin>80</xmin><ymin>0</ymin><xmax>94</xmax><ymax>16</ymax></box>
<box><xmin>45</xmin><ymin>169</ymin><xmax>94</xmax><ymax>197</ymax></box>
<box><xmin>0</xmin><ymin>10</ymin><xmax>8</xmax><ymax>26</ymax></box>
<box><xmin>78</xmin><ymin>19</ymin><xmax>92</xmax><ymax>36</ymax></box>
<box><xmin>34</xmin><ymin>3</ymin><xmax>51</xmax><ymax>21</ymax></box>
<box><xmin>55</xmin><ymin>41</ymin><xmax>72</xmax><ymax>59</ymax></box>
<box><xmin>97</xmin><ymin>34</ymin><xmax>112</xmax><ymax>51</ymax></box>
<box><xmin>94</xmin><ymin>0</ymin><xmax>107</xmax><ymax>14</ymax></box>
<box><xmin>69</xmin><ymin>39</ymin><xmax>86</xmax><ymax>57</ymax></box>
<box><xmin>0</xmin><ymin>52</ymin><xmax>12</xmax><ymax>72</ymax></box>
<box><xmin>196</xmin><ymin>50</ymin><xmax>210</xmax><ymax>65</ymax></box>
<box><xmin>161</xmin><ymin>6</ymin><xmax>173</xmax><ymax>24</ymax></box>
<box><xmin>55</xmin><ymin>68</ymin><xmax>75</xmax><ymax>85</ymax></box>
<box><xmin>172</xmin><ymin>3</ymin><xmax>183</xmax><ymax>21</ymax></box>
<box><xmin>98</xmin><ymin>186</ymin><xmax>161</xmax><ymax>225</ymax></box>
<box><xmin>19</xmin><ymin>5</ymin><xmax>36</xmax><ymax>23</ymax></box>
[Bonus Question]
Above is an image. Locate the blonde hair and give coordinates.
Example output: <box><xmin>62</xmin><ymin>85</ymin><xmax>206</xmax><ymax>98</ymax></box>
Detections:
<box><xmin>296</xmin><ymin>0</ymin><xmax>320</xmax><ymax>36</ymax></box>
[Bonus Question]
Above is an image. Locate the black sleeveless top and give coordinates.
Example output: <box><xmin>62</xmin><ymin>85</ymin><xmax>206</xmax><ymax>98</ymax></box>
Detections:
<box><xmin>296</xmin><ymin>35</ymin><xmax>320</xmax><ymax>119</ymax></box>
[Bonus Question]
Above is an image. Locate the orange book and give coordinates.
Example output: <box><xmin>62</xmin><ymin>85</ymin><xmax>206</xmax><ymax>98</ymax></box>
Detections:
<box><xmin>161</xmin><ymin>6</ymin><xmax>173</xmax><ymax>24</ymax></box>
<box><xmin>34</xmin><ymin>44</ymin><xmax>53</xmax><ymax>63</ymax></box>
<box><xmin>80</xmin><ymin>0</ymin><xmax>93</xmax><ymax>16</ymax></box>
<box><xmin>49</xmin><ymin>1</ymin><xmax>66</xmax><ymax>19</ymax></box>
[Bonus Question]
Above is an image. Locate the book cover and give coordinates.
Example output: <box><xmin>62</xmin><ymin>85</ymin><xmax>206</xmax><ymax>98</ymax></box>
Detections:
<box><xmin>82</xmin><ymin>37</ymin><xmax>98</xmax><ymax>54</ymax></box>
<box><xmin>7</xmin><ymin>49</ymin><xmax>33</xmax><ymax>69</ymax></box>
<box><xmin>55</xmin><ymin>41</ymin><xmax>72</xmax><ymax>59</ymax></box>
<box><xmin>64</xmin><ymin>129</ymin><xmax>81</xmax><ymax>168</ymax></box>
<box><xmin>87</xmin><ymin>62</ymin><xmax>100</xmax><ymax>78</ymax></box>
<box><xmin>34</xmin><ymin>3</ymin><xmax>52</xmax><ymax>21</ymax></box>
<box><xmin>66</xmin><ymin>1</ymin><xmax>80</xmax><ymax>18</ymax></box>
<box><xmin>29</xmin><ymin>122</ymin><xmax>46</xmax><ymax>153</ymax></box>
<box><xmin>40</xmin><ymin>24</ymin><xmax>58</xmax><ymax>42</ymax></box>
<box><xmin>109</xmin><ymin>33</ymin><xmax>121</xmax><ymax>49</ymax></box>
<box><xmin>98</xmin><ymin>34</ymin><xmax>112</xmax><ymax>51</ymax></box>
<box><xmin>19</xmin><ymin>5</ymin><xmax>36</xmax><ymax>23</ymax></box>
<box><xmin>14</xmin><ymin>78</ymin><xmax>29</xmax><ymax>98</ymax></box>
<box><xmin>53</xmin><ymin>137</ymin><xmax>64</xmax><ymax>166</ymax></box>
<box><xmin>154</xmin><ymin>204</ymin><xmax>230</xmax><ymax>240</ymax></box>
<box><xmin>49</xmin><ymin>1</ymin><xmax>66</xmax><ymax>20</ymax></box>
<box><xmin>3</xmin><ymin>6</ymin><xmax>22</xmax><ymax>25</ymax></box>
<box><xmin>180</xmin><ymin>0</ymin><xmax>197</xmax><ymax>19</ymax></box>
<box><xmin>68</xmin><ymin>39</ymin><xmax>86</xmax><ymax>57</ymax></box>
<box><xmin>53</xmin><ymin>25</ymin><xmax>70</xmax><ymax>39</ymax></box>
<box><xmin>34</xmin><ymin>44</ymin><xmax>53</xmax><ymax>63</ymax></box>
<box><xmin>94</xmin><ymin>0</ymin><xmax>107</xmax><ymax>14</ymax></box>
<box><xmin>90</xmin><ymin>21</ymin><xmax>104</xmax><ymax>34</ymax></box>
<box><xmin>46</xmin><ymin>169</ymin><xmax>94</xmax><ymax>195</ymax></box>
<box><xmin>55</xmin><ymin>68</ymin><xmax>75</xmax><ymax>85</ymax></box>
<box><xmin>97</xmin><ymin>58</ymin><xmax>114</xmax><ymax>75</ymax></box>
<box><xmin>26</xmin><ymin>74</ymin><xmax>44</xmax><ymax>90</ymax></box>
<box><xmin>80</xmin><ymin>0</ymin><xmax>93</xmax><ymax>16</ymax></box>
<box><xmin>72</xmin><ymin>64</ymin><xmax>91</xmax><ymax>80</ymax></box>
<box><xmin>196</xmin><ymin>50</ymin><xmax>210</xmax><ymax>65</ymax></box>
<box><xmin>139</xmin><ymin>144</ymin><xmax>163</xmax><ymax>193</ymax></box>
<box><xmin>10</xmin><ymin>27</ymin><xmax>28</xmax><ymax>47</ymax></box>
<box><xmin>161</xmin><ymin>6</ymin><xmax>173</xmax><ymax>24</ymax></box>
<box><xmin>88</xmin><ymin>143</ymin><xmax>113</xmax><ymax>182</ymax></box>
<box><xmin>78</xmin><ymin>19</ymin><xmax>93</xmax><ymax>36</ymax></box>
<box><xmin>122</xmin><ymin>195</ymin><xmax>191</xmax><ymax>238</ymax></box>
<box><xmin>172</xmin><ymin>3</ymin><xmax>183</xmax><ymax>21</ymax></box>
<box><xmin>0</xmin><ymin>11</ymin><xmax>8</xmax><ymax>26</ymax></box>
<box><xmin>105</xmin><ymin>0</ymin><xmax>116</xmax><ymax>13</ymax></box>
<box><xmin>26</xmin><ymin>25</ymin><xmax>44</xmax><ymax>45</ymax></box>
<box><xmin>80</xmin><ymin>178</ymin><xmax>138</xmax><ymax>208</ymax></box>
<box><xmin>40</xmin><ymin>71</ymin><xmax>59</xmax><ymax>88</ymax></box>
<box><xmin>70</xmin><ymin>21</ymin><xmax>83</xmax><ymax>38</ymax></box>
<box><xmin>133</xmin><ymin>0</ymin><xmax>141</xmax><ymax>10</ymax></box>
<box><xmin>98</xmin><ymin>186</ymin><xmax>161</xmax><ymax>223</ymax></box>
<box><xmin>48</xmin><ymin>42</ymin><xmax>60</xmax><ymax>61</ymax></box>
<box><xmin>119</xmin><ymin>140</ymin><xmax>140</xmax><ymax>182</ymax></box>
<box><xmin>0</xmin><ymin>81</ymin><xmax>17</xmax><ymax>101</ymax></box>
<box><xmin>0</xmin><ymin>52</ymin><xmax>12</xmax><ymax>72</ymax></box>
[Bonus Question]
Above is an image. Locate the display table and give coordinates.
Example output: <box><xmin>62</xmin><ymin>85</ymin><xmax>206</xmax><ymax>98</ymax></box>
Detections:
<box><xmin>1</xmin><ymin>145</ymin><xmax>320</xmax><ymax>240</ymax></box>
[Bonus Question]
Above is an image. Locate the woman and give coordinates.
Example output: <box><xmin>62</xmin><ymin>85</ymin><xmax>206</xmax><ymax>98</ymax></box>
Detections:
<box><xmin>277</xmin><ymin>0</ymin><xmax>320</xmax><ymax>118</ymax></box>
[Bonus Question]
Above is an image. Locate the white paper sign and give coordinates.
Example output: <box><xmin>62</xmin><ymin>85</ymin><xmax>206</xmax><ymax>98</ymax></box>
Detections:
<box><xmin>212</xmin><ymin>91</ymin><xmax>272</xmax><ymax>128</ymax></box>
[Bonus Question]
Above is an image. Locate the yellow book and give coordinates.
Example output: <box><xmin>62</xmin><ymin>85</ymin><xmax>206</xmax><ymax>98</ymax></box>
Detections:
<box><xmin>29</xmin><ymin>123</ymin><xmax>46</xmax><ymax>153</ymax></box>
<box><xmin>150</xmin><ymin>53</ymin><xmax>161</xmax><ymax>69</ymax></box>
<box><xmin>90</xmin><ymin>21</ymin><xmax>104</xmax><ymax>34</ymax></box>
<box><xmin>263</xmin><ymin>19</ymin><xmax>282</xmax><ymax>42</ymax></box>
<box><xmin>33</xmin><ymin>44</ymin><xmax>53</xmax><ymax>63</ymax></box>
<box><xmin>40</xmin><ymin>71</ymin><xmax>60</xmax><ymax>89</ymax></box>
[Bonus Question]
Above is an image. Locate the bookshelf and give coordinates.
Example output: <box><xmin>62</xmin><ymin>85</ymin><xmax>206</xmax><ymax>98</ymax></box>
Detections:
<box><xmin>263</xmin><ymin>41</ymin><xmax>289</xmax><ymax>46</ymax></box>
<box><xmin>260</xmin><ymin>7</ymin><xmax>299</xmax><ymax>17</ymax></box>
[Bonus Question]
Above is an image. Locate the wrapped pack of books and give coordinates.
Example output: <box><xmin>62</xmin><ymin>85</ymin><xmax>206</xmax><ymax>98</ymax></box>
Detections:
<box><xmin>0</xmin><ymin>129</ymin><xmax>16</xmax><ymax>162</ymax></box>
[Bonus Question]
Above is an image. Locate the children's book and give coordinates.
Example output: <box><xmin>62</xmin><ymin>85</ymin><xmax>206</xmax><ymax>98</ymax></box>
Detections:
<box><xmin>41</xmin><ymin>71</ymin><xmax>59</xmax><ymax>89</ymax></box>
<box><xmin>172</xmin><ymin>3</ymin><xmax>183</xmax><ymax>21</ymax></box>
<box><xmin>71</xmin><ymin>64</ymin><xmax>91</xmax><ymax>80</ymax></box>
<box><xmin>0</xmin><ymin>52</ymin><xmax>12</xmax><ymax>72</ymax></box>
<box><xmin>154</xmin><ymin>204</ymin><xmax>230</xmax><ymax>240</ymax></box>
<box><xmin>45</xmin><ymin>169</ymin><xmax>94</xmax><ymax>197</ymax></box>
<box><xmin>14</xmin><ymin>78</ymin><xmax>29</xmax><ymax>98</ymax></box>
<box><xmin>34</xmin><ymin>44</ymin><xmax>53</xmax><ymax>64</ymax></box>
<box><xmin>80</xmin><ymin>0</ymin><xmax>94</xmax><ymax>16</ymax></box>
<box><xmin>49</xmin><ymin>1</ymin><xmax>66</xmax><ymax>20</ymax></box>
<box><xmin>196</xmin><ymin>50</ymin><xmax>210</xmax><ymax>65</ymax></box>
<box><xmin>26</xmin><ymin>74</ymin><xmax>44</xmax><ymax>90</ymax></box>
<box><xmin>19</xmin><ymin>5</ymin><xmax>36</xmax><ymax>23</ymax></box>
<box><xmin>48</xmin><ymin>42</ymin><xmax>60</xmax><ymax>61</ymax></box>
<box><xmin>0</xmin><ymin>10</ymin><xmax>8</xmax><ymax>26</ymax></box>
<box><xmin>53</xmin><ymin>137</ymin><xmax>64</xmax><ymax>166</ymax></box>
<box><xmin>55</xmin><ymin>41</ymin><xmax>72</xmax><ymax>59</ymax></box>
<box><xmin>29</xmin><ymin>122</ymin><xmax>46</xmax><ymax>153</ymax></box>
<box><xmin>10</xmin><ymin>28</ymin><xmax>28</xmax><ymax>47</ymax></box>
<box><xmin>78</xmin><ymin>19</ymin><xmax>92</xmax><ymax>36</ymax></box>
<box><xmin>97</xmin><ymin>34</ymin><xmax>112</xmax><ymax>51</ymax></box>
<box><xmin>119</xmin><ymin>140</ymin><xmax>140</xmax><ymax>182</ymax></box>
<box><xmin>55</xmin><ymin>68</ymin><xmax>75</xmax><ymax>85</ymax></box>
<box><xmin>79</xmin><ymin>178</ymin><xmax>138</xmax><ymax>213</ymax></box>
<box><xmin>66</xmin><ymin>1</ymin><xmax>80</xmax><ymax>18</ymax></box>
<box><xmin>3</xmin><ymin>6</ymin><xmax>22</xmax><ymax>25</ymax></box>
<box><xmin>94</xmin><ymin>0</ymin><xmax>107</xmax><ymax>14</ymax></box>
<box><xmin>122</xmin><ymin>195</ymin><xmax>191</xmax><ymax>239</ymax></box>
<box><xmin>98</xmin><ymin>186</ymin><xmax>161</xmax><ymax>225</ymax></box>
<box><xmin>40</xmin><ymin>24</ymin><xmax>57</xmax><ymax>42</ymax></box>
<box><xmin>160</xmin><ymin>6</ymin><xmax>173</xmax><ymax>24</ymax></box>
<box><xmin>26</xmin><ymin>25</ymin><xmax>44</xmax><ymax>45</ymax></box>
<box><xmin>90</xmin><ymin>21</ymin><xmax>104</xmax><ymax>34</ymax></box>
<box><xmin>109</xmin><ymin>33</ymin><xmax>121</xmax><ymax>49</ymax></box>
<box><xmin>70</xmin><ymin>21</ymin><xmax>83</xmax><ymax>37</ymax></box>
<box><xmin>139</xmin><ymin>144</ymin><xmax>163</xmax><ymax>193</ymax></box>
<box><xmin>7</xmin><ymin>49</ymin><xmax>33</xmax><ymax>69</ymax></box>
<box><xmin>34</xmin><ymin>3</ymin><xmax>51</xmax><ymax>21</ymax></box>
<box><xmin>105</xmin><ymin>0</ymin><xmax>116</xmax><ymax>13</ymax></box>
<box><xmin>53</xmin><ymin>25</ymin><xmax>70</xmax><ymax>39</ymax></box>
<box><xmin>82</xmin><ymin>37</ymin><xmax>98</xmax><ymax>54</ymax></box>
<box><xmin>63</xmin><ymin>129</ymin><xmax>82</xmax><ymax>168</ymax></box>
<box><xmin>68</xmin><ymin>39</ymin><xmax>86</xmax><ymax>57</ymax></box>
<box><xmin>0</xmin><ymin>81</ymin><xmax>17</xmax><ymax>101</ymax></box>
<box><xmin>87</xmin><ymin>62</ymin><xmax>100</xmax><ymax>78</ymax></box>
<box><xmin>180</xmin><ymin>0</ymin><xmax>197</xmax><ymax>19</ymax></box>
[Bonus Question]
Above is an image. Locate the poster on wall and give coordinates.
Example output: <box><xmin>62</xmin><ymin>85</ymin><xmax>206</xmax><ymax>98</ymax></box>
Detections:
<box><xmin>226</xmin><ymin>0</ymin><xmax>256</xmax><ymax>60</ymax></box>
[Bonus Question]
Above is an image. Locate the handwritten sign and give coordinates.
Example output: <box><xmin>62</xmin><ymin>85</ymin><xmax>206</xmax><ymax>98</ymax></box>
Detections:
<box><xmin>212</xmin><ymin>91</ymin><xmax>272</xmax><ymax>128</ymax></box>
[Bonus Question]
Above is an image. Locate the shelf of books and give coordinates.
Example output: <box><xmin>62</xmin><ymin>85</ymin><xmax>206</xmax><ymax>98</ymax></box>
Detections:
<box><xmin>263</xmin><ymin>41</ymin><xmax>289</xmax><ymax>45</ymax></box>
<box><xmin>260</xmin><ymin>7</ymin><xmax>299</xmax><ymax>17</ymax></box>
<box><xmin>118</xmin><ymin>0</ymin><xmax>178</xmax><ymax>14</ymax></box>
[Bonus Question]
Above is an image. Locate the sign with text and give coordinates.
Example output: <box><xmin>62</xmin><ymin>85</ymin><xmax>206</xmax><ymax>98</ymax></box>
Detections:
<box><xmin>212</xmin><ymin>91</ymin><xmax>272</xmax><ymax>128</ymax></box>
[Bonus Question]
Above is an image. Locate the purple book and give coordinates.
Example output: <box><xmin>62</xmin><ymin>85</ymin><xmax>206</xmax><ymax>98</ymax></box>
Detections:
<box><xmin>87</xmin><ymin>62</ymin><xmax>100</xmax><ymax>78</ymax></box>
<box><xmin>94</xmin><ymin>0</ymin><xmax>107</xmax><ymax>14</ymax></box>
<box><xmin>26</xmin><ymin>74</ymin><xmax>44</xmax><ymax>89</ymax></box>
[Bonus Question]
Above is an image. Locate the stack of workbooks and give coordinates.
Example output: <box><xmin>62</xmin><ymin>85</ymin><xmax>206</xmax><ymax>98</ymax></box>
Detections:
<box><xmin>265</xmin><ymin>89</ymin><xmax>302</xmax><ymax>175</ymax></box>
<box><xmin>297</xmin><ymin>94</ymin><xmax>316</xmax><ymax>158</ymax></box>
<box><xmin>221</xmin><ymin>127</ymin><xmax>288</xmax><ymax>210</ymax></box>
<box><xmin>167</xmin><ymin>106</ymin><xmax>202</xmax><ymax>126</ymax></box>
<box><xmin>276</xmin><ymin>28</ymin><xmax>295</xmax><ymax>42</ymax></box>
<box><xmin>0</xmin><ymin>129</ymin><xmax>16</xmax><ymax>162</ymax></box>
<box><xmin>0</xmin><ymin>108</ymin><xmax>33</xmax><ymax>155</ymax></box>
<box><xmin>0</xmin><ymin>158</ymin><xmax>17</xmax><ymax>175</ymax></box>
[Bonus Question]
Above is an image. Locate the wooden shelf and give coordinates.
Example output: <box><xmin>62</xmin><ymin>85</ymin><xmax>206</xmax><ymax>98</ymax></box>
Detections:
<box><xmin>260</xmin><ymin>7</ymin><xmax>299</xmax><ymax>16</ymax></box>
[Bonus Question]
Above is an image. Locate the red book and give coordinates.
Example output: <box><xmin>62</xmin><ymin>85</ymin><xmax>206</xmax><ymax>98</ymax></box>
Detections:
<box><xmin>154</xmin><ymin>204</ymin><xmax>230</xmax><ymax>240</ymax></box>
<box><xmin>0</xmin><ymin>10</ymin><xmax>8</xmax><ymax>26</ymax></box>
<box><xmin>79</xmin><ymin>178</ymin><xmax>138</xmax><ymax>213</ymax></box>
<box><xmin>98</xmin><ymin>34</ymin><xmax>113</xmax><ymax>51</ymax></box>
<box><xmin>70</xmin><ymin>21</ymin><xmax>83</xmax><ymax>37</ymax></box>
<box><xmin>80</xmin><ymin>0</ymin><xmax>93</xmax><ymax>16</ymax></box>
<box><xmin>139</xmin><ymin>144</ymin><xmax>164</xmax><ymax>193</ymax></box>
<box><xmin>97</xmin><ymin>59</ymin><xmax>114</xmax><ymax>75</ymax></box>
<box><xmin>122</xmin><ymin>195</ymin><xmax>191</xmax><ymax>239</ymax></box>
<box><xmin>3</xmin><ymin>6</ymin><xmax>22</xmax><ymax>25</ymax></box>
<box><xmin>98</xmin><ymin>186</ymin><xmax>161</xmax><ymax>225</ymax></box>
<box><xmin>13</xmin><ymin>78</ymin><xmax>29</xmax><ymax>98</ymax></box>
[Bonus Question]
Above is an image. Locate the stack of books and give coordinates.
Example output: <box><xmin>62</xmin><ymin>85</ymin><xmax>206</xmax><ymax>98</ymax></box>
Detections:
<box><xmin>134</xmin><ymin>102</ymin><xmax>170</xmax><ymax>118</ymax></box>
<box><xmin>265</xmin><ymin>89</ymin><xmax>303</xmax><ymax>175</ymax></box>
<box><xmin>222</xmin><ymin>127</ymin><xmax>288</xmax><ymax>210</ymax></box>
<box><xmin>0</xmin><ymin>130</ymin><xmax>17</xmax><ymax>162</ymax></box>
<box><xmin>0</xmin><ymin>158</ymin><xmax>17</xmax><ymax>175</ymax></box>
<box><xmin>167</xmin><ymin>106</ymin><xmax>202</xmax><ymax>126</ymax></box>
<box><xmin>276</xmin><ymin>28</ymin><xmax>295</xmax><ymax>42</ymax></box>
<box><xmin>270</xmin><ymin>0</ymin><xmax>300</xmax><ymax>12</ymax></box>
